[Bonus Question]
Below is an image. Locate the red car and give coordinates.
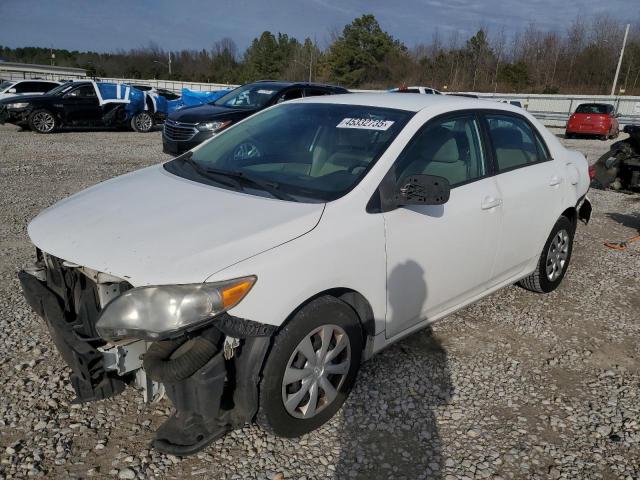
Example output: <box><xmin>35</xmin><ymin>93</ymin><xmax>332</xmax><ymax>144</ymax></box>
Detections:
<box><xmin>566</xmin><ymin>103</ymin><xmax>619</xmax><ymax>140</ymax></box>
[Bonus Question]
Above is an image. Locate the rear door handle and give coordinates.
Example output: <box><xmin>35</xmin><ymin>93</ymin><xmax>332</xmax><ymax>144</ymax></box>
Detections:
<box><xmin>481</xmin><ymin>196</ymin><xmax>502</xmax><ymax>210</ymax></box>
<box><xmin>549</xmin><ymin>176</ymin><xmax>563</xmax><ymax>186</ymax></box>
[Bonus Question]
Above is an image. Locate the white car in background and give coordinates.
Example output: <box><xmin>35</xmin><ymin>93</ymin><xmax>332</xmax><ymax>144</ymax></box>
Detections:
<box><xmin>0</xmin><ymin>79</ymin><xmax>60</xmax><ymax>100</ymax></box>
<box><xmin>19</xmin><ymin>94</ymin><xmax>591</xmax><ymax>456</ymax></box>
<box><xmin>390</xmin><ymin>85</ymin><xmax>442</xmax><ymax>94</ymax></box>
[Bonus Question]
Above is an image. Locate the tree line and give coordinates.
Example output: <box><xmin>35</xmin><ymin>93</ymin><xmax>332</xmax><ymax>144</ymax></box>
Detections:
<box><xmin>1</xmin><ymin>14</ymin><xmax>639</xmax><ymax>95</ymax></box>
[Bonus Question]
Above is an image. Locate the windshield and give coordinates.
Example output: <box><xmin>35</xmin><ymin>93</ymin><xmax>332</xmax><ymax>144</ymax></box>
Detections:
<box><xmin>165</xmin><ymin>103</ymin><xmax>413</xmax><ymax>202</ymax></box>
<box><xmin>212</xmin><ymin>83</ymin><xmax>283</xmax><ymax>109</ymax></box>
<box><xmin>576</xmin><ymin>104</ymin><xmax>609</xmax><ymax>114</ymax></box>
<box><xmin>0</xmin><ymin>81</ymin><xmax>13</xmax><ymax>91</ymax></box>
<box><xmin>46</xmin><ymin>82</ymin><xmax>76</xmax><ymax>96</ymax></box>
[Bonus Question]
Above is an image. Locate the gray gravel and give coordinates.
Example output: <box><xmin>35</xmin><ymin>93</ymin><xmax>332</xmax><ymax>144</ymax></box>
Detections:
<box><xmin>0</xmin><ymin>124</ymin><xmax>638</xmax><ymax>479</ymax></box>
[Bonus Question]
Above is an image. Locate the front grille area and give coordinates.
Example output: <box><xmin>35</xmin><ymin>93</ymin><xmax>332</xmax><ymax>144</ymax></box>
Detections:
<box><xmin>164</xmin><ymin>119</ymin><xmax>198</xmax><ymax>141</ymax></box>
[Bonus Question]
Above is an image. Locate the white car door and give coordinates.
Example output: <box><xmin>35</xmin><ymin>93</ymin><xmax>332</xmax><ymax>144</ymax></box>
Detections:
<box><xmin>383</xmin><ymin>112</ymin><xmax>502</xmax><ymax>338</ymax></box>
<box><xmin>483</xmin><ymin>113</ymin><xmax>563</xmax><ymax>283</ymax></box>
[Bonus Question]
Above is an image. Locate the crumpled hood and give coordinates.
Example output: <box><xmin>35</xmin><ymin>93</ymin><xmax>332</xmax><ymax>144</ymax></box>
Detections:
<box><xmin>28</xmin><ymin>164</ymin><xmax>324</xmax><ymax>286</ymax></box>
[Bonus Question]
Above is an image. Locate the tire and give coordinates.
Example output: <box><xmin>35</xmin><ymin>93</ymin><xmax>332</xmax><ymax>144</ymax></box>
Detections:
<box><xmin>609</xmin><ymin>128</ymin><xmax>619</xmax><ymax>140</ymax></box>
<box><xmin>131</xmin><ymin>111</ymin><xmax>154</xmax><ymax>133</ymax></box>
<box><xmin>28</xmin><ymin>109</ymin><xmax>57</xmax><ymax>133</ymax></box>
<box><xmin>564</xmin><ymin>131</ymin><xmax>573</xmax><ymax>139</ymax></box>
<box><xmin>257</xmin><ymin>296</ymin><xmax>363</xmax><ymax>437</ymax></box>
<box><xmin>518</xmin><ymin>216</ymin><xmax>575</xmax><ymax>293</ymax></box>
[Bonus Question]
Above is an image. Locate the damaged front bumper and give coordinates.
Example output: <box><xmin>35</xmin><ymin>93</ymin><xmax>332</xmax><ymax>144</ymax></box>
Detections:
<box><xmin>18</xmin><ymin>254</ymin><xmax>276</xmax><ymax>455</ymax></box>
<box><xmin>0</xmin><ymin>104</ymin><xmax>30</xmax><ymax>126</ymax></box>
<box><xmin>577</xmin><ymin>195</ymin><xmax>592</xmax><ymax>225</ymax></box>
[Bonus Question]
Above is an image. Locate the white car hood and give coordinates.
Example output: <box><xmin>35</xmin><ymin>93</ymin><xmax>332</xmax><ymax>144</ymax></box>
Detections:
<box><xmin>28</xmin><ymin>164</ymin><xmax>325</xmax><ymax>286</ymax></box>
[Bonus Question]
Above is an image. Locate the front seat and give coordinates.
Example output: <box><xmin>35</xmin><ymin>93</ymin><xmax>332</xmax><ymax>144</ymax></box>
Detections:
<box><xmin>402</xmin><ymin>127</ymin><xmax>467</xmax><ymax>185</ymax></box>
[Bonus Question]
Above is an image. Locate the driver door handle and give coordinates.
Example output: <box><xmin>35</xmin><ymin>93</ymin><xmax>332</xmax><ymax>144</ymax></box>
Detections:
<box><xmin>481</xmin><ymin>196</ymin><xmax>502</xmax><ymax>210</ymax></box>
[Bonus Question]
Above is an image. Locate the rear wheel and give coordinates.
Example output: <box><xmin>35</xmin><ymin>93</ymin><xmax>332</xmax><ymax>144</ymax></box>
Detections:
<box><xmin>518</xmin><ymin>216</ymin><xmax>575</xmax><ymax>293</ymax></box>
<box><xmin>609</xmin><ymin>127</ymin><xmax>619</xmax><ymax>139</ymax></box>
<box><xmin>131</xmin><ymin>111</ymin><xmax>154</xmax><ymax>133</ymax></box>
<box><xmin>564</xmin><ymin>131</ymin><xmax>573</xmax><ymax>139</ymax></box>
<box><xmin>257</xmin><ymin>296</ymin><xmax>362</xmax><ymax>437</ymax></box>
<box><xmin>28</xmin><ymin>109</ymin><xmax>57</xmax><ymax>133</ymax></box>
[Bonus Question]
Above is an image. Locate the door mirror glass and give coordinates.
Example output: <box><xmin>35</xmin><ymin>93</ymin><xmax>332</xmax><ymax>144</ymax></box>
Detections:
<box><xmin>7</xmin><ymin>88</ymin><xmax>16</xmax><ymax>93</ymax></box>
<box><xmin>395</xmin><ymin>174</ymin><xmax>450</xmax><ymax>206</ymax></box>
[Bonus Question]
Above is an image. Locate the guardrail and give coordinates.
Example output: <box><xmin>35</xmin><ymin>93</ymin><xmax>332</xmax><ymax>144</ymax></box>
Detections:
<box><xmin>98</xmin><ymin>78</ymin><xmax>234</xmax><ymax>92</ymax></box>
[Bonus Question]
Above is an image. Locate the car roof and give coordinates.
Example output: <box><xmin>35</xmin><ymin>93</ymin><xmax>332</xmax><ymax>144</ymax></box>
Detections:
<box><xmin>295</xmin><ymin>92</ymin><xmax>523</xmax><ymax>114</ymax></box>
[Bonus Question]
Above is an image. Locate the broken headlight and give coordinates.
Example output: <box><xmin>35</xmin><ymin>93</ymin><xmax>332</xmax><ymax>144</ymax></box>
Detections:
<box><xmin>95</xmin><ymin>276</ymin><xmax>256</xmax><ymax>341</ymax></box>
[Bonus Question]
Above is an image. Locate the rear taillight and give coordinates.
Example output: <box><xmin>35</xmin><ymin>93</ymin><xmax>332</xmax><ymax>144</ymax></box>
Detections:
<box><xmin>588</xmin><ymin>165</ymin><xmax>596</xmax><ymax>180</ymax></box>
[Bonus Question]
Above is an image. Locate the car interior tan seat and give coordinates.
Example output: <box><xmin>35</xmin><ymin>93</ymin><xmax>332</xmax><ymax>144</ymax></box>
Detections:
<box><xmin>401</xmin><ymin>126</ymin><xmax>468</xmax><ymax>186</ymax></box>
<box><xmin>491</xmin><ymin>126</ymin><xmax>532</xmax><ymax>170</ymax></box>
<box><xmin>310</xmin><ymin>128</ymin><xmax>373</xmax><ymax>177</ymax></box>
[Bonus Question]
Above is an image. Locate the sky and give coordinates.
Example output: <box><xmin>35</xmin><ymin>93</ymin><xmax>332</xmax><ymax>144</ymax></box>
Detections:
<box><xmin>0</xmin><ymin>0</ymin><xmax>635</xmax><ymax>53</ymax></box>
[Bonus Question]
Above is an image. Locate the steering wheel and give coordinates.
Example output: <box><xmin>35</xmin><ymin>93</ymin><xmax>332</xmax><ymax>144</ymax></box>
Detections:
<box><xmin>347</xmin><ymin>161</ymin><xmax>369</xmax><ymax>174</ymax></box>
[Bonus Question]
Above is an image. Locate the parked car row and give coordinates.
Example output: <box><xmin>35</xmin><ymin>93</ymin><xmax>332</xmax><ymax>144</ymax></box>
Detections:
<box><xmin>0</xmin><ymin>79</ymin><xmax>627</xmax><ymax>150</ymax></box>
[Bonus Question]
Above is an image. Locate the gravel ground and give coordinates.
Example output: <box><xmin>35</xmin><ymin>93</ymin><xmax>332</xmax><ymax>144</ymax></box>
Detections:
<box><xmin>0</xmin><ymin>124</ymin><xmax>638</xmax><ymax>480</ymax></box>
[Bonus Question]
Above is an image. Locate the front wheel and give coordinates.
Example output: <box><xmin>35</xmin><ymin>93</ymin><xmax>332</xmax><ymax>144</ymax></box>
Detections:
<box><xmin>28</xmin><ymin>109</ymin><xmax>57</xmax><ymax>133</ymax></box>
<box><xmin>518</xmin><ymin>216</ymin><xmax>575</xmax><ymax>293</ymax></box>
<box><xmin>131</xmin><ymin>111</ymin><xmax>154</xmax><ymax>133</ymax></box>
<box><xmin>257</xmin><ymin>296</ymin><xmax>362</xmax><ymax>437</ymax></box>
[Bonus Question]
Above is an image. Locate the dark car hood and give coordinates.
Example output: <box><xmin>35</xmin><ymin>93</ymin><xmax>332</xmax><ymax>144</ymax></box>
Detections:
<box><xmin>0</xmin><ymin>94</ymin><xmax>55</xmax><ymax>105</ymax></box>
<box><xmin>168</xmin><ymin>104</ymin><xmax>256</xmax><ymax>123</ymax></box>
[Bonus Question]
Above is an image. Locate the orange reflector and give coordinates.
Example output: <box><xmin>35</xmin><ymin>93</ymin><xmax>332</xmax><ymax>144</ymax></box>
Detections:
<box><xmin>221</xmin><ymin>278</ymin><xmax>255</xmax><ymax>309</ymax></box>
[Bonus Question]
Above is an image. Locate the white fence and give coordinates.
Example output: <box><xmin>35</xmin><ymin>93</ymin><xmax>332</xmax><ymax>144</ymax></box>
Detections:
<box><xmin>475</xmin><ymin>92</ymin><xmax>640</xmax><ymax>126</ymax></box>
<box><xmin>98</xmin><ymin>77</ymin><xmax>234</xmax><ymax>92</ymax></box>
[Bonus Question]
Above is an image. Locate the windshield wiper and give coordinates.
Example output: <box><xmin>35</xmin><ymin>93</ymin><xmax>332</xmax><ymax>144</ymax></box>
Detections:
<box><xmin>179</xmin><ymin>153</ymin><xmax>294</xmax><ymax>201</ymax></box>
<box><xmin>179</xmin><ymin>153</ymin><xmax>242</xmax><ymax>190</ymax></box>
<box><xmin>206</xmin><ymin>168</ymin><xmax>295</xmax><ymax>201</ymax></box>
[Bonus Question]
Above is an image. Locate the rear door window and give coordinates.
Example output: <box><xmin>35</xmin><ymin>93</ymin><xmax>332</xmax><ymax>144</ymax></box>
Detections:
<box><xmin>485</xmin><ymin>114</ymin><xmax>541</xmax><ymax>172</ymax></box>
<box><xmin>275</xmin><ymin>88</ymin><xmax>303</xmax><ymax>104</ymax></box>
<box><xmin>14</xmin><ymin>82</ymin><xmax>40</xmax><ymax>93</ymax></box>
<box><xmin>305</xmin><ymin>88</ymin><xmax>332</xmax><ymax>97</ymax></box>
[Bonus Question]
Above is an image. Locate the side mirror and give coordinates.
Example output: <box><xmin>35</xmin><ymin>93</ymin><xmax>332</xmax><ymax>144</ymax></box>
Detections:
<box><xmin>395</xmin><ymin>174</ymin><xmax>450</xmax><ymax>206</ymax></box>
<box><xmin>7</xmin><ymin>88</ymin><xmax>16</xmax><ymax>93</ymax></box>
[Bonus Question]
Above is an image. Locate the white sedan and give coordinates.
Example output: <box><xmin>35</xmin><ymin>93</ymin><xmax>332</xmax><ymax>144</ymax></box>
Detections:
<box><xmin>19</xmin><ymin>94</ymin><xmax>591</xmax><ymax>455</ymax></box>
<box><xmin>0</xmin><ymin>79</ymin><xmax>60</xmax><ymax>100</ymax></box>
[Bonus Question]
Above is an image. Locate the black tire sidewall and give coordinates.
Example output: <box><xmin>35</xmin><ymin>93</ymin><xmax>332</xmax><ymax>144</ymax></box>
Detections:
<box><xmin>28</xmin><ymin>109</ymin><xmax>56</xmax><ymax>134</ymax></box>
<box><xmin>258</xmin><ymin>296</ymin><xmax>363</xmax><ymax>437</ymax></box>
<box><xmin>536</xmin><ymin>216</ymin><xmax>575</xmax><ymax>293</ymax></box>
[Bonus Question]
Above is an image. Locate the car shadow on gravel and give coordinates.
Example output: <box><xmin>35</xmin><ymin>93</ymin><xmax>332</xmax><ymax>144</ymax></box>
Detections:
<box><xmin>333</xmin><ymin>261</ymin><xmax>452</xmax><ymax>480</ymax></box>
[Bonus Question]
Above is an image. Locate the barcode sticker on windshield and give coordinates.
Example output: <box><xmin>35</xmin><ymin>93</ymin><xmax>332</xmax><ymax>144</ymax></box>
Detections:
<box><xmin>336</xmin><ymin>118</ymin><xmax>394</xmax><ymax>131</ymax></box>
